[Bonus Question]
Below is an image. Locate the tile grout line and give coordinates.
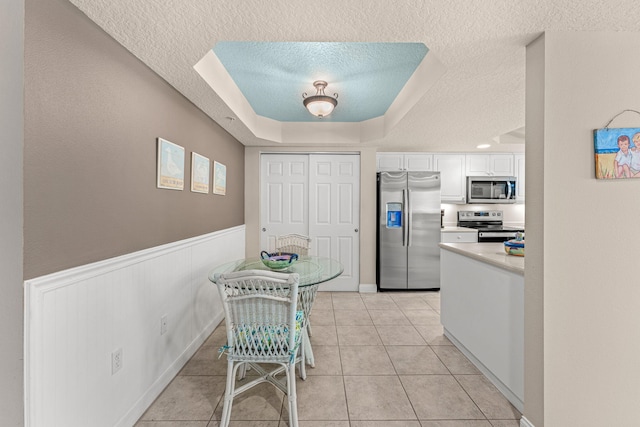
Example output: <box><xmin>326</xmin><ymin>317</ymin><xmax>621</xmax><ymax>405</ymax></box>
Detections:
<box><xmin>373</xmin><ymin>302</ymin><xmax>422</xmax><ymax>424</ymax></box>
<box><xmin>334</xmin><ymin>292</ymin><xmax>355</xmax><ymax>426</ymax></box>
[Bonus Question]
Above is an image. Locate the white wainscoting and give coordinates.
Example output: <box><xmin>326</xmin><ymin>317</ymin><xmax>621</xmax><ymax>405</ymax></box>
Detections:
<box><xmin>24</xmin><ymin>226</ymin><xmax>245</xmax><ymax>427</ymax></box>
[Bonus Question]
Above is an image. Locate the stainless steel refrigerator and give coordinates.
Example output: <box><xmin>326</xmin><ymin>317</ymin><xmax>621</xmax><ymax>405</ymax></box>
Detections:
<box><xmin>377</xmin><ymin>171</ymin><xmax>441</xmax><ymax>290</ymax></box>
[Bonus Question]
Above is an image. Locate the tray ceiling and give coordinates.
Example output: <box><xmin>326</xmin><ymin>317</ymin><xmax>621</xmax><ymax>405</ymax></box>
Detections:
<box><xmin>68</xmin><ymin>0</ymin><xmax>640</xmax><ymax>152</ymax></box>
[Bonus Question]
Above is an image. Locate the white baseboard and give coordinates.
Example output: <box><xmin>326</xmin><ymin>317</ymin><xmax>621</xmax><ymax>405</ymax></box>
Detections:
<box><xmin>115</xmin><ymin>312</ymin><xmax>224</xmax><ymax>427</ymax></box>
<box><xmin>520</xmin><ymin>415</ymin><xmax>535</xmax><ymax>427</ymax></box>
<box><xmin>358</xmin><ymin>283</ymin><xmax>377</xmax><ymax>293</ymax></box>
<box><xmin>444</xmin><ymin>328</ymin><xmax>524</xmax><ymax>412</ymax></box>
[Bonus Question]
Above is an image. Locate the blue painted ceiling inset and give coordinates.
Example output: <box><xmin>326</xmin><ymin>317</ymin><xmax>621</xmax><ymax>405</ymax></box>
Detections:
<box><xmin>212</xmin><ymin>42</ymin><xmax>429</xmax><ymax>122</ymax></box>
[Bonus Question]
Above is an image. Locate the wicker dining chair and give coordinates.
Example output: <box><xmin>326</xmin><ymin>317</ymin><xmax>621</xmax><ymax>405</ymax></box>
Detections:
<box><xmin>215</xmin><ymin>270</ymin><xmax>303</xmax><ymax>427</ymax></box>
<box><xmin>275</xmin><ymin>233</ymin><xmax>312</xmax><ymax>256</ymax></box>
<box><xmin>275</xmin><ymin>234</ymin><xmax>315</xmax><ymax>338</ymax></box>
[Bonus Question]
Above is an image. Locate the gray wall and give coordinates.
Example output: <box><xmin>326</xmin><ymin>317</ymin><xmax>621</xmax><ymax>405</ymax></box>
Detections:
<box><xmin>0</xmin><ymin>0</ymin><xmax>25</xmax><ymax>424</ymax></box>
<box><xmin>524</xmin><ymin>33</ymin><xmax>545</xmax><ymax>427</ymax></box>
<box><xmin>24</xmin><ymin>0</ymin><xmax>245</xmax><ymax>280</ymax></box>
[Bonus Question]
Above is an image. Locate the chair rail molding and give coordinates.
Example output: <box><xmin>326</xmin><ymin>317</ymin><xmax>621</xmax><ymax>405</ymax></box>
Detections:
<box><xmin>520</xmin><ymin>416</ymin><xmax>535</xmax><ymax>427</ymax></box>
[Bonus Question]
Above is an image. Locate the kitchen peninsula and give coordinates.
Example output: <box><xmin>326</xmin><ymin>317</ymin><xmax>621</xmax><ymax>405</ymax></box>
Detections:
<box><xmin>439</xmin><ymin>242</ymin><xmax>524</xmax><ymax>411</ymax></box>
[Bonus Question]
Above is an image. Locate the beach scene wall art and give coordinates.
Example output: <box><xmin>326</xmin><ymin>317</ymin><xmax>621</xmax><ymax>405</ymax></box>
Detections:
<box><xmin>213</xmin><ymin>161</ymin><xmax>227</xmax><ymax>195</ymax></box>
<box><xmin>157</xmin><ymin>138</ymin><xmax>185</xmax><ymax>189</ymax></box>
<box><xmin>594</xmin><ymin>127</ymin><xmax>640</xmax><ymax>179</ymax></box>
<box><xmin>190</xmin><ymin>152</ymin><xmax>210</xmax><ymax>193</ymax></box>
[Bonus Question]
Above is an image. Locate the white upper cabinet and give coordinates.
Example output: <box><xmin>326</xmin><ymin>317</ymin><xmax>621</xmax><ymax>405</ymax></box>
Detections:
<box><xmin>492</xmin><ymin>155</ymin><xmax>515</xmax><ymax>175</ymax></box>
<box><xmin>433</xmin><ymin>154</ymin><xmax>466</xmax><ymax>204</ymax></box>
<box><xmin>377</xmin><ymin>152</ymin><xmax>522</xmax><ymax>205</ymax></box>
<box><xmin>405</xmin><ymin>154</ymin><xmax>433</xmax><ymax>171</ymax></box>
<box><xmin>376</xmin><ymin>153</ymin><xmax>405</xmax><ymax>171</ymax></box>
<box><xmin>514</xmin><ymin>154</ymin><xmax>525</xmax><ymax>202</ymax></box>
<box><xmin>377</xmin><ymin>153</ymin><xmax>433</xmax><ymax>171</ymax></box>
<box><xmin>466</xmin><ymin>154</ymin><xmax>514</xmax><ymax>176</ymax></box>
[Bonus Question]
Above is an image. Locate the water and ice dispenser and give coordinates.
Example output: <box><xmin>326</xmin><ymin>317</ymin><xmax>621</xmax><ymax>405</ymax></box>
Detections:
<box><xmin>386</xmin><ymin>202</ymin><xmax>403</xmax><ymax>228</ymax></box>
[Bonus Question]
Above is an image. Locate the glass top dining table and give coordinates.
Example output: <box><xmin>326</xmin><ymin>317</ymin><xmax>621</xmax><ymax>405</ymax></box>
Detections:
<box><xmin>208</xmin><ymin>255</ymin><xmax>344</xmax><ymax>287</ymax></box>
<box><xmin>209</xmin><ymin>255</ymin><xmax>343</xmax><ymax>370</ymax></box>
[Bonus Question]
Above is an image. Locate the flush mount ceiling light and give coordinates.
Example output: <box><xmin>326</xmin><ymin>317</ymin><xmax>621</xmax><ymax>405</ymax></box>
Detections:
<box><xmin>477</xmin><ymin>144</ymin><xmax>491</xmax><ymax>149</ymax></box>
<box><xmin>302</xmin><ymin>80</ymin><xmax>338</xmax><ymax>118</ymax></box>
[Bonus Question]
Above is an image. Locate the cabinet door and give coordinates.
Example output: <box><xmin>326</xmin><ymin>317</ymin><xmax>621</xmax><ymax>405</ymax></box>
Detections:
<box><xmin>434</xmin><ymin>154</ymin><xmax>466</xmax><ymax>203</ymax></box>
<box><xmin>466</xmin><ymin>154</ymin><xmax>514</xmax><ymax>176</ymax></box>
<box><xmin>405</xmin><ymin>153</ymin><xmax>433</xmax><ymax>171</ymax></box>
<box><xmin>491</xmin><ymin>154</ymin><xmax>515</xmax><ymax>176</ymax></box>
<box><xmin>377</xmin><ymin>153</ymin><xmax>405</xmax><ymax>171</ymax></box>
<box><xmin>465</xmin><ymin>154</ymin><xmax>491</xmax><ymax>176</ymax></box>
<box><xmin>514</xmin><ymin>154</ymin><xmax>525</xmax><ymax>201</ymax></box>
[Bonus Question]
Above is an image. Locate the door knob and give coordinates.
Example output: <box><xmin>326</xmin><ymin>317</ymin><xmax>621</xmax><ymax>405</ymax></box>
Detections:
<box><xmin>355</xmin><ymin>228</ymin><xmax>359</xmax><ymax>232</ymax></box>
<box><xmin>262</xmin><ymin>228</ymin><xmax>266</xmax><ymax>232</ymax></box>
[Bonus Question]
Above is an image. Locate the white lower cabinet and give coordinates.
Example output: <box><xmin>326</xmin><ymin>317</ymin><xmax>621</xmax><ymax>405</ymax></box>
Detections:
<box><xmin>440</xmin><ymin>247</ymin><xmax>524</xmax><ymax>411</ymax></box>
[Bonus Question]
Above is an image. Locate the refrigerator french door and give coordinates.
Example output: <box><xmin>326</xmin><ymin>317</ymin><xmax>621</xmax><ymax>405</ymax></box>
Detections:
<box><xmin>377</xmin><ymin>171</ymin><xmax>441</xmax><ymax>290</ymax></box>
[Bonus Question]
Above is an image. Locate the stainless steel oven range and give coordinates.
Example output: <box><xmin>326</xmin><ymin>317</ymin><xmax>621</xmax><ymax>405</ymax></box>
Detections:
<box><xmin>457</xmin><ymin>210</ymin><xmax>524</xmax><ymax>242</ymax></box>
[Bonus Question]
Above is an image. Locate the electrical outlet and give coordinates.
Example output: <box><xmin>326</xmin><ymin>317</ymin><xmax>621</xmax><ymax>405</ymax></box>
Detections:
<box><xmin>111</xmin><ymin>348</ymin><xmax>123</xmax><ymax>375</ymax></box>
<box><xmin>161</xmin><ymin>315</ymin><xmax>168</xmax><ymax>335</ymax></box>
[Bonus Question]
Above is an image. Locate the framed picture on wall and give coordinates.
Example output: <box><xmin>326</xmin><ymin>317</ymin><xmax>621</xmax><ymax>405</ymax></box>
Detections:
<box><xmin>213</xmin><ymin>161</ymin><xmax>227</xmax><ymax>195</ymax></box>
<box><xmin>156</xmin><ymin>138</ymin><xmax>185</xmax><ymax>190</ymax></box>
<box><xmin>594</xmin><ymin>127</ymin><xmax>640</xmax><ymax>179</ymax></box>
<box><xmin>190</xmin><ymin>152</ymin><xmax>210</xmax><ymax>193</ymax></box>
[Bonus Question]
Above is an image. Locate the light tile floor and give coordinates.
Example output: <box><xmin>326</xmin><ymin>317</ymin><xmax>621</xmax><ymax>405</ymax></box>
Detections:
<box><xmin>136</xmin><ymin>291</ymin><xmax>521</xmax><ymax>427</ymax></box>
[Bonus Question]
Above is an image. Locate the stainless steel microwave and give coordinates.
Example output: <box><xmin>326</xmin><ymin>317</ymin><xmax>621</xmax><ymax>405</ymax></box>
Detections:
<box><xmin>466</xmin><ymin>176</ymin><xmax>516</xmax><ymax>204</ymax></box>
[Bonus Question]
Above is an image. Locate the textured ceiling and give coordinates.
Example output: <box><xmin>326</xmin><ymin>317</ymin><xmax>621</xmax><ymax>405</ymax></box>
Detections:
<box><xmin>211</xmin><ymin>42</ymin><xmax>428</xmax><ymax>123</ymax></box>
<box><xmin>68</xmin><ymin>0</ymin><xmax>640</xmax><ymax>152</ymax></box>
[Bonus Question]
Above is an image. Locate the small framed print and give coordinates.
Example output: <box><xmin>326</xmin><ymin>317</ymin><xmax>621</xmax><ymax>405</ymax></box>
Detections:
<box><xmin>156</xmin><ymin>138</ymin><xmax>185</xmax><ymax>190</ymax></box>
<box><xmin>213</xmin><ymin>161</ymin><xmax>227</xmax><ymax>195</ymax></box>
<box><xmin>594</xmin><ymin>127</ymin><xmax>640</xmax><ymax>179</ymax></box>
<box><xmin>190</xmin><ymin>152</ymin><xmax>210</xmax><ymax>193</ymax></box>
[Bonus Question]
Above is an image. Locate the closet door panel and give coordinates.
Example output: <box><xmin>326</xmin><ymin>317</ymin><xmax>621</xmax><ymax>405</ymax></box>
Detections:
<box><xmin>260</xmin><ymin>155</ymin><xmax>309</xmax><ymax>251</ymax></box>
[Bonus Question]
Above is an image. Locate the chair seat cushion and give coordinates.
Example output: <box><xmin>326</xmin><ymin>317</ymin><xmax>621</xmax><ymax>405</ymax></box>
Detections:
<box><xmin>226</xmin><ymin>310</ymin><xmax>304</xmax><ymax>356</ymax></box>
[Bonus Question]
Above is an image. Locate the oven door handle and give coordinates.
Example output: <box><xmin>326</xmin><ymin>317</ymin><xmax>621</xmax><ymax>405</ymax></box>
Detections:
<box><xmin>479</xmin><ymin>231</ymin><xmax>518</xmax><ymax>238</ymax></box>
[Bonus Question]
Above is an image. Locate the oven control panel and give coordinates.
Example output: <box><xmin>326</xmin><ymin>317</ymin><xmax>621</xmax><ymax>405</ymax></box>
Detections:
<box><xmin>458</xmin><ymin>210</ymin><xmax>503</xmax><ymax>221</ymax></box>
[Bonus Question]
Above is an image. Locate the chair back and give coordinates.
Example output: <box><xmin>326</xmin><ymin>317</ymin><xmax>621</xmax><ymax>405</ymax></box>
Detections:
<box><xmin>216</xmin><ymin>270</ymin><xmax>301</xmax><ymax>360</ymax></box>
<box><xmin>275</xmin><ymin>233</ymin><xmax>312</xmax><ymax>256</ymax></box>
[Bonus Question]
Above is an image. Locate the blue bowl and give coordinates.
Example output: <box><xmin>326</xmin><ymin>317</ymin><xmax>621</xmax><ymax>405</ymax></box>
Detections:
<box><xmin>260</xmin><ymin>251</ymin><xmax>299</xmax><ymax>270</ymax></box>
<box><xmin>504</xmin><ymin>240</ymin><xmax>525</xmax><ymax>257</ymax></box>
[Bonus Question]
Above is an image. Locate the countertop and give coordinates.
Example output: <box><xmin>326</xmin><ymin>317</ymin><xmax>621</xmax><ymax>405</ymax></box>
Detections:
<box><xmin>439</xmin><ymin>242</ymin><xmax>524</xmax><ymax>275</ymax></box>
<box><xmin>441</xmin><ymin>226</ymin><xmax>478</xmax><ymax>233</ymax></box>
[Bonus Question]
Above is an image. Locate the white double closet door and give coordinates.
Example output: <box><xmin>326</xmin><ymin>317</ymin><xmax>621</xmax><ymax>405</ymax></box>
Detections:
<box><xmin>260</xmin><ymin>154</ymin><xmax>360</xmax><ymax>291</ymax></box>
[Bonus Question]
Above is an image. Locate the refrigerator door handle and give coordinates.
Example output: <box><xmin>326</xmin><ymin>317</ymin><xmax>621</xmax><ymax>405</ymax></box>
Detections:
<box><xmin>402</xmin><ymin>189</ymin><xmax>408</xmax><ymax>246</ymax></box>
<box><xmin>407</xmin><ymin>189</ymin><xmax>412</xmax><ymax>247</ymax></box>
